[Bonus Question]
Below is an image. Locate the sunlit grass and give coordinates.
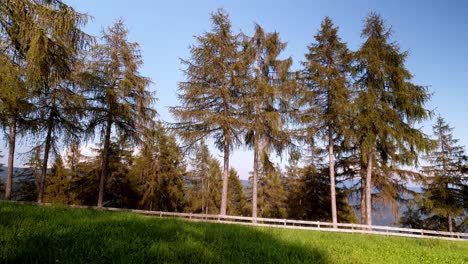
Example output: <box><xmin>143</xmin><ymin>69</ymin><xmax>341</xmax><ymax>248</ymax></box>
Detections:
<box><xmin>0</xmin><ymin>202</ymin><xmax>466</xmax><ymax>263</ymax></box>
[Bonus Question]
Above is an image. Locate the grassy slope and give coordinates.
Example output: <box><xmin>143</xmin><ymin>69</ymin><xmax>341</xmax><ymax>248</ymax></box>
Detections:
<box><xmin>0</xmin><ymin>202</ymin><xmax>466</xmax><ymax>264</ymax></box>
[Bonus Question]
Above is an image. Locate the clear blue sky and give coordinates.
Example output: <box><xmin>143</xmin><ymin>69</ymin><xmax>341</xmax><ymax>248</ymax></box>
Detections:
<box><xmin>2</xmin><ymin>0</ymin><xmax>467</xmax><ymax>179</ymax></box>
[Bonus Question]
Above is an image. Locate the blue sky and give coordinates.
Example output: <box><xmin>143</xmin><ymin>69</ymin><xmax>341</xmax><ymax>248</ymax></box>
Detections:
<box><xmin>2</xmin><ymin>0</ymin><xmax>467</xmax><ymax>179</ymax></box>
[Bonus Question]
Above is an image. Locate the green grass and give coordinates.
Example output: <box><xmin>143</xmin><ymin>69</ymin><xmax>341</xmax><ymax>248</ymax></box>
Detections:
<box><xmin>0</xmin><ymin>202</ymin><xmax>466</xmax><ymax>264</ymax></box>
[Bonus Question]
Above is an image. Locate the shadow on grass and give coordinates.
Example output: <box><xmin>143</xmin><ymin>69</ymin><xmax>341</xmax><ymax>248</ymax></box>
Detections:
<box><xmin>0</xmin><ymin>203</ymin><xmax>328</xmax><ymax>263</ymax></box>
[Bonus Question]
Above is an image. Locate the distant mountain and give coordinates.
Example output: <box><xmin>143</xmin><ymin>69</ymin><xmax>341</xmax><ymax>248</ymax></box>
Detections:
<box><xmin>241</xmin><ymin>179</ymin><xmax>250</xmax><ymax>189</ymax></box>
<box><xmin>0</xmin><ymin>167</ymin><xmax>33</xmax><ymax>182</ymax></box>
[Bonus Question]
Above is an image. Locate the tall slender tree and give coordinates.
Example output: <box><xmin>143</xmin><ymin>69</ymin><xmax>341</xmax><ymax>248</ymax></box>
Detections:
<box><xmin>1</xmin><ymin>1</ymin><xmax>91</xmax><ymax>201</ymax></box>
<box><xmin>420</xmin><ymin>117</ymin><xmax>467</xmax><ymax>232</ymax></box>
<box><xmin>0</xmin><ymin>50</ymin><xmax>33</xmax><ymax>200</ymax></box>
<box><xmin>354</xmin><ymin>13</ymin><xmax>432</xmax><ymax>226</ymax></box>
<box><xmin>170</xmin><ymin>9</ymin><xmax>246</xmax><ymax>215</ymax></box>
<box><xmin>242</xmin><ymin>24</ymin><xmax>293</xmax><ymax>221</ymax></box>
<box><xmin>84</xmin><ymin>20</ymin><xmax>155</xmax><ymax>207</ymax></box>
<box><xmin>301</xmin><ymin>17</ymin><xmax>352</xmax><ymax>227</ymax></box>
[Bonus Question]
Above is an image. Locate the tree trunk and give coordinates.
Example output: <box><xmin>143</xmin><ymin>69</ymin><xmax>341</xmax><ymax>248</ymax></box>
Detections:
<box><xmin>97</xmin><ymin>116</ymin><xmax>112</xmax><ymax>207</ymax></box>
<box><xmin>5</xmin><ymin>117</ymin><xmax>17</xmax><ymax>200</ymax></box>
<box><xmin>448</xmin><ymin>215</ymin><xmax>453</xmax><ymax>233</ymax></box>
<box><xmin>360</xmin><ymin>178</ymin><xmax>366</xmax><ymax>225</ymax></box>
<box><xmin>220</xmin><ymin>138</ymin><xmax>229</xmax><ymax>216</ymax></box>
<box><xmin>201</xmin><ymin>175</ymin><xmax>205</xmax><ymax>215</ymax></box>
<box><xmin>252</xmin><ymin>135</ymin><xmax>259</xmax><ymax>223</ymax></box>
<box><xmin>329</xmin><ymin>129</ymin><xmax>337</xmax><ymax>228</ymax></box>
<box><xmin>366</xmin><ymin>151</ymin><xmax>374</xmax><ymax>226</ymax></box>
<box><xmin>360</xmin><ymin>160</ymin><xmax>366</xmax><ymax>225</ymax></box>
<box><xmin>38</xmin><ymin>114</ymin><xmax>54</xmax><ymax>203</ymax></box>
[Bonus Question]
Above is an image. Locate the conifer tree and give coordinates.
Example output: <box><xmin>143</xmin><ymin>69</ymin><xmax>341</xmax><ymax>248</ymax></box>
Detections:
<box><xmin>301</xmin><ymin>17</ymin><xmax>352</xmax><ymax>227</ymax></box>
<box><xmin>63</xmin><ymin>142</ymin><xmax>85</xmax><ymax>203</ymax></box>
<box><xmin>242</xmin><ymin>24</ymin><xmax>293</xmax><ymax>221</ymax></box>
<box><xmin>83</xmin><ymin>20</ymin><xmax>155</xmax><ymax>207</ymax></box>
<box><xmin>44</xmin><ymin>156</ymin><xmax>71</xmax><ymax>204</ymax></box>
<box><xmin>256</xmin><ymin>153</ymin><xmax>288</xmax><ymax>218</ymax></box>
<box><xmin>354</xmin><ymin>13</ymin><xmax>432</xmax><ymax>225</ymax></box>
<box><xmin>227</xmin><ymin>168</ymin><xmax>249</xmax><ymax>216</ymax></box>
<box><xmin>1</xmin><ymin>1</ymin><xmax>92</xmax><ymax>203</ymax></box>
<box><xmin>15</xmin><ymin>145</ymin><xmax>43</xmax><ymax>201</ymax></box>
<box><xmin>65</xmin><ymin>142</ymin><xmax>85</xmax><ymax>179</ymax></box>
<box><xmin>0</xmin><ymin>51</ymin><xmax>32</xmax><ymax>200</ymax></box>
<box><xmin>171</xmin><ymin>9</ymin><xmax>246</xmax><ymax>215</ymax></box>
<box><xmin>185</xmin><ymin>142</ymin><xmax>222</xmax><ymax>214</ymax></box>
<box><xmin>0</xmin><ymin>1</ymin><xmax>92</xmax><ymax>202</ymax></box>
<box><xmin>420</xmin><ymin>117</ymin><xmax>467</xmax><ymax>232</ymax></box>
<box><xmin>89</xmin><ymin>140</ymin><xmax>135</xmax><ymax>207</ymax></box>
<box><xmin>130</xmin><ymin>123</ymin><xmax>186</xmax><ymax>212</ymax></box>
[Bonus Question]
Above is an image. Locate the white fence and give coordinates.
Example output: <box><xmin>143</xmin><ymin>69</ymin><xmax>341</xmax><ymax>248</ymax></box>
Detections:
<box><xmin>6</xmin><ymin>201</ymin><xmax>468</xmax><ymax>241</ymax></box>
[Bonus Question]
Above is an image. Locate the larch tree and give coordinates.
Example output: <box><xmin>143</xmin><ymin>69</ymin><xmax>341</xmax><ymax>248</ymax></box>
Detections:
<box><xmin>0</xmin><ymin>50</ymin><xmax>33</xmax><ymax>200</ymax></box>
<box><xmin>84</xmin><ymin>20</ymin><xmax>155</xmax><ymax>207</ymax></box>
<box><xmin>170</xmin><ymin>9</ymin><xmax>246</xmax><ymax>216</ymax></box>
<box><xmin>242</xmin><ymin>24</ymin><xmax>293</xmax><ymax>221</ymax></box>
<box><xmin>354</xmin><ymin>13</ymin><xmax>432</xmax><ymax>226</ymax></box>
<box><xmin>301</xmin><ymin>17</ymin><xmax>352</xmax><ymax>227</ymax></box>
<box><xmin>421</xmin><ymin>117</ymin><xmax>467</xmax><ymax>232</ymax></box>
<box><xmin>0</xmin><ymin>0</ymin><xmax>92</xmax><ymax>203</ymax></box>
<box><xmin>1</xmin><ymin>1</ymin><xmax>89</xmax><ymax>201</ymax></box>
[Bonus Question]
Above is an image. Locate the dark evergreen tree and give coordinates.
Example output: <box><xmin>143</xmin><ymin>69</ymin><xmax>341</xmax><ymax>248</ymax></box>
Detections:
<box><xmin>419</xmin><ymin>117</ymin><xmax>467</xmax><ymax>232</ymax></box>
<box><xmin>171</xmin><ymin>9</ymin><xmax>247</xmax><ymax>215</ymax></box>
<box><xmin>130</xmin><ymin>123</ymin><xmax>186</xmax><ymax>212</ymax></box>
<box><xmin>83</xmin><ymin>20</ymin><xmax>155</xmax><ymax>207</ymax></box>
<box><xmin>256</xmin><ymin>153</ymin><xmax>288</xmax><ymax>218</ymax></box>
<box><xmin>354</xmin><ymin>13</ymin><xmax>432</xmax><ymax>225</ymax></box>
<box><xmin>301</xmin><ymin>17</ymin><xmax>353</xmax><ymax>227</ymax></box>
<box><xmin>44</xmin><ymin>156</ymin><xmax>71</xmax><ymax>204</ymax></box>
<box><xmin>227</xmin><ymin>168</ymin><xmax>249</xmax><ymax>216</ymax></box>
<box><xmin>78</xmin><ymin>140</ymin><xmax>135</xmax><ymax>207</ymax></box>
<box><xmin>185</xmin><ymin>142</ymin><xmax>222</xmax><ymax>215</ymax></box>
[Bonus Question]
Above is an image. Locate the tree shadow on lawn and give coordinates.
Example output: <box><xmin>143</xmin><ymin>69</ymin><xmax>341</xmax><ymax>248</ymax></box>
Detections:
<box><xmin>0</xmin><ymin>205</ymin><xmax>329</xmax><ymax>263</ymax></box>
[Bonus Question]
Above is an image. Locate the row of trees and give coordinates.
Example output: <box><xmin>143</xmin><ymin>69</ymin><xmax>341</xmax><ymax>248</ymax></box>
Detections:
<box><xmin>171</xmin><ymin>9</ymin><xmax>464</xmax><ymax>230</ymax></box>
<box><xmin>7</xmin><ymin>129</ymin><xmax>358</xmax><ymax>223</ymax></box>
<box><xmin>0</xmin><ymin>0</ymin><xmax>154</xmax><ymax>207</ymax></box>
<box><xmin>0</xmin><ymin>3</ymin><xmax>466</xmax><ymax>231</ymax></box>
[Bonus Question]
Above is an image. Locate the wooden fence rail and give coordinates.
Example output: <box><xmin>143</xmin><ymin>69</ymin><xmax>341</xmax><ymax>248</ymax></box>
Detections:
<box><xmin>4</xmin><ymin>201</ymin><xmax>467</xmax><ymax>241</ymax></box>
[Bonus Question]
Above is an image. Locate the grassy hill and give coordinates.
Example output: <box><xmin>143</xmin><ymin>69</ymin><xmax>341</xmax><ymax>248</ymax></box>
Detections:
<box><xmin>0</xmin><ymin>202</ymin><xmax>466</xmax><ymax>263</ymax></box>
